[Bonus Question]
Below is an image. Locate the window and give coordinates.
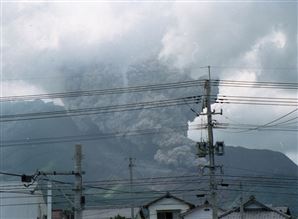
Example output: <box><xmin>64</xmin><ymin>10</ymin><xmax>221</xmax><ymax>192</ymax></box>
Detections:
<box><xmin>157</xmin><ymin>210</ymin><xmax>181</xmax><ymax>219</ymax></box>
<box><xmin>157</xmin><ymin>211</ymin><xmax>173</xmax><ymax>219</ymax></box>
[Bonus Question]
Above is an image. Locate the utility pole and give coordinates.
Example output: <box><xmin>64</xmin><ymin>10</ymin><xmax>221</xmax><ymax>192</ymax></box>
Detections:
<box><xmin>196</xmin><ymin>66</ymin><xmax>224</xmax><ymax>219</ymax></box>
<box><xmin>205</xmin><ymin>66</ymin><xmax>218</xmax><ymax>219</ymax></box>
<box><xmin>240</xmin><ymin>182</ymin><xmax>244</xmax><ymax>219</ymax></box>
<box><xmin>129</xmin><ymin>157</ymin><xmax>135</xmax><ymax>219</ymax></box>
<box><xmin>74</xmin><ymin>144</ymin><xmax>83</xmax><ymax>219</ymax></box>
<box><xmin>21</xmin><ymin>145</ymin><xmax>85</xmax><ymax>218</ymax></box>
<box><xmin>47</xmin><ymin>181</ymin><xmax>52</xmax><ymax>219</ymax></box>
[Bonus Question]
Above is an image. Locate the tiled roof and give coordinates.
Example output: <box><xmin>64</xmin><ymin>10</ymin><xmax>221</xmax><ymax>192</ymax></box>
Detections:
<box><xmin>219</xmin><ymin>196</ymin><xmax>291</xmax><ymax>219</ymax></box>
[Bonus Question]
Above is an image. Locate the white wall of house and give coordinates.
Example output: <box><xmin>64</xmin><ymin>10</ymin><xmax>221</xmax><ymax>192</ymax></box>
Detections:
<box><xmin>148</xmin><ymin>198</ymin><xmax>190</xmax><ymax>219</ymax></box>
<box><xmin>82</xmin><ymin>208</ymin><xmax>140</xmax><ymax>219</ymax></box>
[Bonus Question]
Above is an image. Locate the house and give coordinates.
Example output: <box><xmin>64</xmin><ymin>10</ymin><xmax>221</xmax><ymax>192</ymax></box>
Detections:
<box><xmin>0</xmin><ymin>181</ymin><xmax>47</xmax><ymax>219</ymax></box>
<box><xmin>181</xmin><ymin>200</ymin><xmax>225</xmax><ymax>219</ymax></box>
<box><xmin>139</xmin><ymin>192</ymin><xmax>195</xmax><ymax>219</ymax></box>
<box><xmin>82</xmin><ymin>207</ymin><xmax>140</xmax><ymax>219</ymax></box>
<box><xmin>219</xmin><ymin>195</ymin><xmax>292</xmax><ymax>219</ymax></box>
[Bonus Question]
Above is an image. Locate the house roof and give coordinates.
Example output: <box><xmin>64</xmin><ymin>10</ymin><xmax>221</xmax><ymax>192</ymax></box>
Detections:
<box><xmin>83</xmin><ymin>207</ymin><xmax>140</xmax><ymax>219</ymax></box>
<box><xmin>143</xmin><ymin>192</ymin><xmax>195</xmax><ymax>209</ymax></box>
<box><xmin>274</xmin><ymin>207</ymin><xmax>291</xmax><ymax>216</ymax></box>
<box><xmin>219</xmin><ymin>195</ymin><xmax>291</xmax><ymax>219</ymax></box>
<box><xmin>181</xmin><ymin>200</ymin><xmax>225</xmax><ymax>217</ymax></box>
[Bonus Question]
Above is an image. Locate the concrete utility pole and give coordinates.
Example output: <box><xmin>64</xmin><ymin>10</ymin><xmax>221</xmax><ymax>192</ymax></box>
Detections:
<box><xmin>74</xmin><ymin>144</ymin><xmax>83</xmax><ymax>219</ymax></box>
<box><xmin>129</xmin><ymin>157</ymin><xmax>135</xmax><ymax>219</ymax></box>
<box><xmin>21</xmin><ymin>146</ymin><xmax>85</xmax><ymax>219</ymax></box>
<box><xmin>240</xmin><ymin>182</ymin><xmax>244</xmax><ymax>219</ymax></box>
<box><xmin>205</xmin><ymin>66</ymin><xmax>218</xmax><ymax>219</ymax></box>
<box><xmin>47</xmin><ymin>181</ymin><xmax>52</xmax><ymax>219</ymax></box>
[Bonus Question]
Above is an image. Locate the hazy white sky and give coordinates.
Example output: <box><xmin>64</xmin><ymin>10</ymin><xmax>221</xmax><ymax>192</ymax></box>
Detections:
<box><xmin>1</xmin><ymin>1</ymin><xmax>297</xmax><ymax>163</ymax></box>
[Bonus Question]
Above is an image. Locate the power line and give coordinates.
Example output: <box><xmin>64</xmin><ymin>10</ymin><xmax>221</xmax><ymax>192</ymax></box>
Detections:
<box><xmin>0</xmin><ymin>80</ymin><xmax>204</xmax><ymax>102</ymax></box>
<box><xmin>223</xmin><ymin>108</ymin><xmax>298</xmax><ymax>133</ymax></box>
<box><xmin>213</xmin><ymin>80</ymin><xmax>298</xmax><ymax>90</ymax></box>
<box><xmin>2</xmin><ymin>172</ymin><xmax>297</xmax><ymax>188</ymax></box>
<box><xmin>1</xmin><ymin>186</ymin><xmax>297</xmax><ymax>208</ymax></box>
<box><xmin>0</xmin><ymin>171</ymin><xmax>22</xmax><ymax>177</ymax></box>
<box><xmin>0</xmin><ymin>124</ymin><xmax>196</xmax><ymax>147</ymax></box>
<box><xmin>216</xmin><ymin>95</ymin><xmax>297</xmax><ymax>101</ymax></box>
<box><xmin>2</xmin><ymin>177</ymin><xmax>296</xmax><ymax>191</ymax></box>
<box><xmin>0</xmin><ymin>95</ymin><xmax>201</xmax><ymax>122</ymax></box>
<box><xmin>1</xmin><ymin>172</ymin><xmax>297</xmax><ymax>206</ymax></box>
<box><xmin>0</xmin><ymin>121</ymin><xmax>296</xmax><ymax>149</ymax></box>
<box><xmin>2</xmin><ymin>95</ymin><xmax>296</xmax><ymax>123</ymax></box>
<box><xmin>1</xmin><ymin>79</ymin><xmax>297</xmax><ymax>102</ymax></box>
<box><xmin>215</xmin><ymin>99</ymin><xmax>298</xmax><ymax>107</ymax></box>
<box><xmin>2</xmin><ymin>117</ymin><xmax>296</xmax><ymax>148</ymax></box>
<box><xmin>210</xmin><ymin>66</ymin><xmax>297</xmax><ymax>70</ymax></box>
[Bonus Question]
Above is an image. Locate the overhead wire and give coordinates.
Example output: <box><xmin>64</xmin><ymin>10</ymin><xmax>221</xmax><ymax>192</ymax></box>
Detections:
<box><xmin>0</xmin><ymin>109</ymin><xmax>296</xmax><ymax>148</ymax></box>
<box><xmin>1</xmin><ymin>118</ymin><xmax>296</xmax><ymax>148</ymax></box>
<box><xmin>1</xmin><ymin>172</ymin><xmax>297</xmax><ymax>188</ymax></box>
<box><xmin>1</xmin><ymin>171</ymin><xmax>297</xmax><ymax>208</ymax></box>
<box><xmin>0</xmin><ymin>80</ymin><xmax>204</xmax><ymax>102</ymax></box>
<box><xmin>0</xmin><ymin>124</ymin><xmax>206</xmax><ymax>148</ymax></box>
<box><xmin>210</xmin><ymin>65</ymin><xmax>297</xmax><ymax>70</ymax></box>
<box><xmin>0</xmin><ymin>95</ymin><xmax>201</xmax><ymax>122</ymax></box>
<box><xmin>1</xmin><ymin>185</ymin><xmax>297</xmax><ymax>208</ymax></box>
<box><xmin>220</xmin><ymin>108</ymin><xmax>298</xmax><ymax>133</ymax></box>
<box><xmin>213</xmin><ymin>79</ymin><xmax>298</xmax><ymax>90</ymax></box>
<box><xmin>1</xmin><ymin>95</ymin><xmax>297</xmax><ymax>123</ymax></box>
<box><xmin>0</xmin><ymin>79</ymin><xmax>297</xmax><ymax>103</ymax></box>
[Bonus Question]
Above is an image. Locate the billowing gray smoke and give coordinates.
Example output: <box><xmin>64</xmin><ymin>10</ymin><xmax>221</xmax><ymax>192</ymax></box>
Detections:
<box><xmin>2</xmin><ymin>2</ymin><xmax>297</xmax><ymax>167</ymax></box>
<box><xmin>60</xmin><ymin>58</ymin><xmax>203</xmax><ymax>167</ymax></box>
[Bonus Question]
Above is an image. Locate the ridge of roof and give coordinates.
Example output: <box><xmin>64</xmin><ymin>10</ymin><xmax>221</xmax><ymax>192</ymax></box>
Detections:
<box><xmin>143</xmin><ymin>192</ymin><xmax>195</xmax><ymax>209</ymax></box>
<box><xmin>181</xmin><ymin>200</ymin><xmax>225</xmax><ymax>217</ymax></box>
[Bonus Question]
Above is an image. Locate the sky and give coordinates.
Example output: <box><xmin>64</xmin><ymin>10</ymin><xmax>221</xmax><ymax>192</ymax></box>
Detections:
<box><xmin>1</xmin><ymin>1</ymin><xmax>297</xmax><ymax>163</ymax></box>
